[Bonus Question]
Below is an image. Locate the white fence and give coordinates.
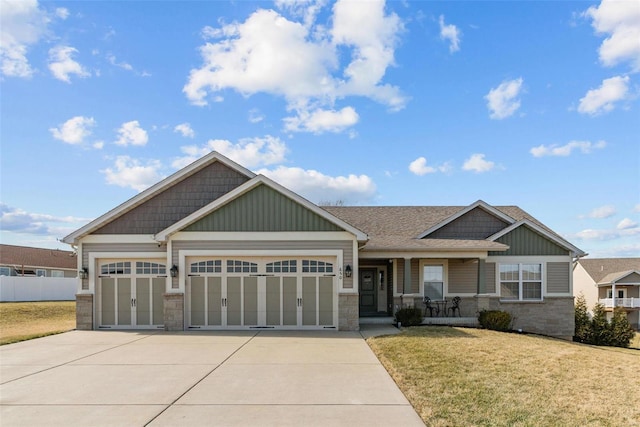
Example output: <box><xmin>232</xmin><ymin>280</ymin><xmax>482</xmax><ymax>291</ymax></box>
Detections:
<box><xmin>0</xmin><ymin>277</ymin><xmax>77</xmax><ymax>302</ymax></box>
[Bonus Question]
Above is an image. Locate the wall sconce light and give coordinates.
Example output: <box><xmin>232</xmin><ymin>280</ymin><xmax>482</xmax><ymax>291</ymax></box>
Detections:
<box><xmin>170</xmin><ymin>265</ymin><xmax>179</xmax><ymax>278</ymax></box>
<box><xmin>79</xmin><ymin>267</ymin><xmax>89</xmax><ymax>280</ymax></box>
<box><xmin>344</xmin><ymin>264</ymin><xmax>352</xmax><ymax>278</ymax></box>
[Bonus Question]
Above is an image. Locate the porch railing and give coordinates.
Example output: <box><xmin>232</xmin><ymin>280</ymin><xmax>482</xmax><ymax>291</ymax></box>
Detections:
<box><xmin>599</xmin><ymin>298</ymin><xmax>640</xmax><ymax>309</ymax></box>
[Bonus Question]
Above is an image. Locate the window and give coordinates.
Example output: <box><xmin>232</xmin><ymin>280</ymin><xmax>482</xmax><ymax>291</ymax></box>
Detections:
<box><xmin>301</xmin><ymin>260</ymin><xmax>333</xmax><ymax>273</ymax></box>
<box><xmin>36</xmin><ymin>269</ymin><xmax>47</xmax><ymax>277</ymax></box>
<box><xmin>135</xmin><ymin>262</ymin><xmax>166</xmax><ymax>275</ymax></box>
<box><xmin>423</xmin><ymin>265</ymin><xmax>444</xmax><ymax>300</ymax></box>
<box><xmin>101</xmin><ymin>262</ymin><xmax>131</xmax><ymax>275</ymax></box>
<box><xmin>499</xmin><ymin>263</ymin><xmax>542</xmax><ymax>301</ymax></box>
<box><xmin>606</xmin><ymin>289</ymin><xmax>626</xmax><ymax>299</ymax></box>
<box><xmin>266</xmin><ymin>260</ymin><xmax>297</xmax><ymax>273</ymax></box>
<box><xmin>51</xmin><ymin>270</ymin><xmax>64</xmax><ymax>278</ymax></box>
<box><xmin>227</xmin><ymin>260</ymin><xmax>258</xmax><ymax>273</ymax></box>
<box><xmin>190</xmin><ymin>260</ymin><xmax>222</xmax><ymax>274</ymax></box>
<box><xmin>0</xmin><ymin>267</ymin><xmax>10</xmax><ymax>276</ymax></box>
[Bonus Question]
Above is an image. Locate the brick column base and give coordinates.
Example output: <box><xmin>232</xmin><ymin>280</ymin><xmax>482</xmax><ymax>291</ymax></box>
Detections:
<box><xmin>164</xmin><ymin>293</ymin><xmax>184</xmax><ymax>331</ymax></box>
<box><xmin>76</xmin><ymin>294</ymin><xmax>93</xmax><ymax>330</ymax></box>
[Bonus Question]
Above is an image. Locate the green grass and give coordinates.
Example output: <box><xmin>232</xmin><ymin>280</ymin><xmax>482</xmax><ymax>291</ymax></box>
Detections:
<box><xmin>368</xmin><ymin>327</ymin><xmax>640</xmax><ymax>427</ymax></box>
<box><xmin>0</xmin><ymin>301</ymin><xmax>76</xmax><ymax>345</ymax></box>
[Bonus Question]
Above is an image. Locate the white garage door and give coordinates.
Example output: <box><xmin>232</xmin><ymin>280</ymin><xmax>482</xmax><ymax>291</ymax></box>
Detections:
<box><xmin>187</xmin><ymin>257</ymin><xmax>337</xmax><ymax>330</ymax></box>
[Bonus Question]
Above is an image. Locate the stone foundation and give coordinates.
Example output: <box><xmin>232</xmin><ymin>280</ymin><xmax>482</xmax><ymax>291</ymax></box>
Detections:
<box><xmin>339</xmin><ymin>293</ymin><xmax>359</xmax><ymax>331</ymax></box>
<box><xmin>163</xmin><ymin>293</ymin><xmax>184</xmax><ymax>331</ymax></box>
<box><xmin>76</xmin><ymin>294</ymin><xmax>93</xmax><ymax>330</ymax></box>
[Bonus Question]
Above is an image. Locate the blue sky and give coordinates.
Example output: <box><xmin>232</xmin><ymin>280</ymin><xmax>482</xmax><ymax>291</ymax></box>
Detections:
<box><xmin>1</xmin><ymin>0</ymin><xmax>638</xmax><ymax>258</ymax></box>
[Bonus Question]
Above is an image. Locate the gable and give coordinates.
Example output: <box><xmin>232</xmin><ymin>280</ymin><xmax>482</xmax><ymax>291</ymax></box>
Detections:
<box><xmin>426</xmin><ymin>207</ymin><xmax>510</xmax><ymax>240</ymax></box>
<box><xmin>94</xmin><ymin>161</ymin><xmax>250</xmax><ymax>235</ymax></box>
<box><xmin>616</xmin><ymin>271</ymin><xmax>640</xmax><ymax>284</ymax></box>
<box><xmin>489</xmin><ymin>225</ymin><xmax>569</xmax><ymax>256</ymax></box>
<box><xmin>184</xmin><ymin>184</ymin><xmax>344</xmax><ymax>233</ymax></box>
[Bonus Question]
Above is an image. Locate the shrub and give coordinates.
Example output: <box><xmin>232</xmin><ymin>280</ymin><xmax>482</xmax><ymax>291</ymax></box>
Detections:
<box><xmin>574</xmin><ymin>293</ymin><xmax>591</xmax><ymax>343</ymax></box>
<box><xmin>395</xmin><ymin>307</ymin><xmax>424</xmax><ymax>327</ymax></box>
<box><xmin>478</xmin><ymin>310</ymin><xmax>512</xmax><ymax>332</ymax></box>
<box><xmin>609</xmin><ymin>307</ymin><xmax>635</xmax><ymax>348</ymax></box>
<box><xmin>576</xmin><ymin>302</ymin><xmax>634</xmax><ymax>348</ymax></box>
<box><xmin>590</xmin><ymin>303</ymin><xmax>612</xmax><ymax>346</ymax></box>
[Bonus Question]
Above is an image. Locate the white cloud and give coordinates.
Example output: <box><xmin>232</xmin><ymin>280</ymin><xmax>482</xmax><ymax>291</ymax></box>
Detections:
<box><xmin>93</xmin><ymin>141</ymin><xmax>104</xmax><ymax>150</ymax></box>
<box><xmin>55</xmin><ymin>7</ymin><xmax>69</xmax><ymax>20</ymax></box>
<box><xmin>617</xmin><ymin>218</ymin><xmax>638</xmax><ymax>229</ymax></box>
<box><xmin>584</xmin><ymin>0</ymin><xmax>640</xmax><ymax>71</ymax></box>
<box><xmin>106</xmin><ymin>53</ymin><xmax>133</xmax><ymax>71</ymax></box>
<box><xmin>102</xmin><ymin>156</ymin><xmax>163</xmax><ymax>192</ymax></box>
<box><xmin>462</xmin><ymin>153</ymin><xmax>495</xmax><ymax>173</ymax></box>
<box><xmin>530</xmin><ymin>140</ymin><xmax>607</xmax><ymax>157</ymax></box>
<box><xmin>0</xmin><ymin>203</ymin><xmax>91</xmax><ymax>236</ymax></box>
<box><xmin>408</xmin><ymin>157</ymin><xmax>451</xmax><ymax>176</ymax></box>
<box><xmin>183</xmin><ymin>0</ymin><xmax>406</xmax><ymax>133</ymax></box>
<box><xmin>0</xmin><ymin>0</ymin><xmax>48</xmax><ymax>78</ymax></box>
<box><xmin>115</xmin><ymin>120</ymin><xmax>149</xmax><ymax>146</ymax></box>
<box><xmin>485</xmin><ymin>78</ymin><xmax>524</xmax><ymax>119</ymax></box>
<box><xmin>49</xmin><ymin>116</ymin><xmax>96</xmax><ymax>145</ymax></box>
<box><xmin>588</xmin><ymin>205</ymin><xmax>616</xmax><ymax>219</ymax></box>
<box><xmin>577</xmin><ymin>75</ymin><xmax>630</xmax><ymax>115</ymax></box>
<box><xmin>172</xmin><ymin>135</ymin><xmax>287</xmax><ymax>170</ymax></box>
<box><xmin>439</xmin><ymin>15</ymin><xmax>461</xmax><ymax>53</ymax></box>
<box><xmin>257</xmin><ymin>165</ymin><xmax>376</xmax><ymax>204</ymax></box>
<box><xmin>283</xmin><ymin>106</ymin><xmax>359</xmax><ymax>133</ymax></box>
<box><xmin>174</xmin><ymin>122</ymin><xmax>195</xmax><ymax>138</ymax></box>
<box><xmin>574</xmin><ymin>226</ymin><xmax>640</xmax><ymax>241</ymax></box>
<box><xmin>249</xmin><ymin>109</ymin><xmax>265</xmax><ymax>123</ymax></box>
<box><xmin>48</xmin><ymin>45</ymin><xmax>90</xmax><ymax>83</ymax></box>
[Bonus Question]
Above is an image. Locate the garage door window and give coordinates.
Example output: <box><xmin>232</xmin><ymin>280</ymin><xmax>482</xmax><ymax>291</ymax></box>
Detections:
<box><xmin>302</xmin><ymin>260</ymin><xmax>333</xmax><ymax>273</ymax></box>
<box><xmin>227</xmin><ymin>260</ymin><xmax>258</xmax><ymax>273</ymax></box>
<box><xmin>191</xmin><ymin>260</ymin><xmax>222</xmax><ymax>273</ymax></box>
<box><xmin>266</xmin><ymin>260</ymin><xmax>297</xmax><ymax>273</ymax></box>
<box><xmin>101</xmin><ymin>262</ymin><xmax>131</xmax><ymax>275</ymax></box>
<box><xmin>136</xmin><ymin>262</ymin><xmax>166</xmax><ymax>275</ymax></box>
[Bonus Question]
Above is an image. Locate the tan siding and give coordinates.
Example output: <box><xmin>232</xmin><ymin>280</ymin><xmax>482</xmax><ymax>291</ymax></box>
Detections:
<box><xmin>618</xmin><ymin>272</ymin><xmax>640</xmax><ymax>284</ymax></box>
<box><xmin>82</xmin><ymin>243</ymin><xmax>165</xmax><ymax>267</ymax></box>
<box><xmin>485</xmin><ymin>262</ymin><xmax>496</xmax><ymax>293</ymax></box>
<box><xmin>449</xmin><ymin>259</ymin><xmax>478</xmax><ymax>294</ymax></box>
<box><xmin>547</xmin><ymin>262</ymin><xmax>570</xmax><ymax>293</ymax></box>
<box><xmin>94</xmin><ymin>161</ymin><xmax>249</xmax><ymax>235</ymax></box>
<box><xmin>411</xmin><ymin>259</ymin><xmax>420</xmax><ymax>294</ymax></box>
<box><xmin>397</xmin><ymin>259</ymin><xmax>404</xmax><ymax>294</ymax></box>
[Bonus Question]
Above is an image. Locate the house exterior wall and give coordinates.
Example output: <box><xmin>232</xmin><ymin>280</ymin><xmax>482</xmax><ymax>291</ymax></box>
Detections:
<box><xmin>491</xmin><ymin>296</ymin><xmax>575</xmax><ymax>339</ymax></box>
<box><xmin>428</xmin><ymin>207</ymin><xmax>509</xmax><ymax>239</ymax></box>
<box><xmin>490</xmin><ymin>226</ymin><xmax>569</xmax><ymax>256</ymax></box>
<box><xmin>573</xmin><ymin>263</ymin><xmax>598</xmax><ymax>311</ymax></box>
<box><xmin>93</xmin><ymin>162</ymin><xmax>250</xmax><ymax>235</ymax></box>
<box><xmin>448</xmin><ymin>259</ymin><xmax>478</xmax><ymax>294</ymax></box>
<box><xmin>547</xmin><ymin>262</ymin><xmax>571</xmax><ymax>293</ymax></box>
<box><xmin>618</xmin><ymin>272</ymin><xmax>640</xmax><ymax>284</ymax></box>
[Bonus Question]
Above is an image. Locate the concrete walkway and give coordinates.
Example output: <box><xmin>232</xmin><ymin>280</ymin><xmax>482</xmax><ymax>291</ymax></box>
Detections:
<box><xmin>0</xmin><ymin>327</ymin><xmax>422</xmax><ymax>426</ymax></box>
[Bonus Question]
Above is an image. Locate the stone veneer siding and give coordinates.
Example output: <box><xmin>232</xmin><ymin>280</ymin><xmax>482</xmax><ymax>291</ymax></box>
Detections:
<box><xmin>163</xmin><ymin>293</ymin><xmax>184</xmax><ymax>331</ymax></box>
<box><xmin>339</xmin><ymin>294</ymin><xmax>359</xmax><ymax>331</ymax></box>
<box><xmin>76</xmin><ymin>294</ymin><xmax>93</xmax><ymax>330</ymax></box>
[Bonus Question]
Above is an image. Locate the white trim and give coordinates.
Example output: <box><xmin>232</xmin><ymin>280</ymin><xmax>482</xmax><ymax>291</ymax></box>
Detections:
<box><xmin>419</xmin><ymin>259</ymin><xmax>449</xmax><ymax>299</ymax></box>
<box><xmin>88</xmin><ymin>252</ymin><xmax>167</xmax><ymax>294</ymax></box>
<box><xmin>496</xmin><ymin>262</ymin><xmax>545</xmax><ymax>302</ymax></box>
<box><xmin>169</xmin><ymin>231</ymin><xmax>356</xmax><ymax>241</ymax></box>
<box><xmin>80</xmin><ymin>235</ymin><xmax>158</xmax><ymax>244</ymax></box>
<box><xmin>63</xmin><ymin>152</ymin><xmax>256</xmax><ymax>244</ymax></box>
<box><xmin>417</xmin><ymin>200</ymin><xmax>515</xmax><ymax>239</ymax></box>
<box><xmin>487</xmin><ymin>219</ymin><xmax>586</xmax><ymax>257</ymax></box>
<box><xmin>359</xmin><ymin>251</ymin><xmax>493</xmax><ymax>259</ymax></box>
<box><xmin>155</xmin><ymin>175</ymin><xmax>368</xmax><ymax>242</ymax></box>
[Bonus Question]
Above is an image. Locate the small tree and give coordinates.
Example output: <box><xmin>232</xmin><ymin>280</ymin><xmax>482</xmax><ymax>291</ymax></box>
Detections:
<box><xmin>574</xmin><ymin>293</ymin><xmax>591</xmax><ymax>343</ymax></box>
<box><xmin>590</xmin><ymin>303</ymin><xmax>613</xmax><ymax>346</ymax></box>
<box><xmin>609</xmin><ymin>307</ymin><xmax>635</xmax><ymax>348</ymax></box>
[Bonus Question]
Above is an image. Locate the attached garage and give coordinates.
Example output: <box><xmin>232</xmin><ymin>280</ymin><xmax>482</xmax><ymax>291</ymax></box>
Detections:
<box><xmin>186</xmin><ymin>256</ymin><xmax>337</xmax><ymax>329</ymax></box>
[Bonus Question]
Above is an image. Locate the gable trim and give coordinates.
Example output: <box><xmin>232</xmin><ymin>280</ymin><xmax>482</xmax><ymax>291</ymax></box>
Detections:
<box><xmin>155</xmin><ymin>175</ymin><xmax>368</xmax><ymax>242</ymax></box>
<box><xmin>417</xmin><ymin>200</ymin><xmax>515</xmax><ymax>239</ymax></box>
<box><xmin>596</xmin><ymin>270</ymin><xmax>640</xmax><ymax>286</ymax></box>
<box><xmin>487</xmin><ymin>219</ymin><xmax>586</xmax><ymax>257</ymax></box>
<box><xmin>63</xmin><ymin>152</ymin><xmax>256</xmax><ymax>245</ymax></box>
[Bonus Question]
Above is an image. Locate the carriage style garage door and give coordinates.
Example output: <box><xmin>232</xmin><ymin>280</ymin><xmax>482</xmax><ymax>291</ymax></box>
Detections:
<box><xmin>187</xmin><ymin>257</ymin><xmax>337</xmax><ymax>330</ymax></box>
<box><xmin>97</xmin><ymin>260</ymin><xmax>165</xmax><ymax>329</ymax></box>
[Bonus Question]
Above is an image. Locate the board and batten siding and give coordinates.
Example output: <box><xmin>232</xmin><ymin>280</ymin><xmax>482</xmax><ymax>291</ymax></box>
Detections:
<box><xmin>93</xmin><ymin>162</ymin><xmax>250</xmax><ymax>235</ymax></box>
<box><xmin>428</xmin><ymin>207</ymin><xmax>509</xmax><ymax>240</ymax></box>
<box><xmin>448</xmin><ymin>259</ymin><xmax>478</xmax><ymax>294</ymax></box>
<box><xmin>172</xmin><ymin>239</ymin><xmax>354</xmax><ymax>289</ymax></box>
<box><xmin>547</xmin><ymin>262</ymin><xmax>571</xmax><ymax>293</ymax></box>
<box><xmin>185</xmin><ymin>184</ymin><xmax>342</xmax><ymax>233</ymax></box>
<box><xmin>489</xmin><ymin>226</ymin><xmax>569</xmax><ymax>256</ymax></box>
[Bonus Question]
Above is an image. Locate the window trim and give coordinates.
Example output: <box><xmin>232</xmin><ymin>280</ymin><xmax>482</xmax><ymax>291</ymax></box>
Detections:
<box><xmin>0</xmin><ymin>266</ymin><xmax>11</xmax><ymax>276</ymax></box>
<box><xmin>418</xmin><ymin>260</ymin><xmax>448</xmax><ymax>299</ymax></box>
<box><xmin>498</xmin><ymin>263</ymin><xmax>543</xmax><ymax>302</ymax></box>
<box><xmin>606</xmin><ymin>288</ymin><xmax>626</xmax><ymax>299</ymax></box>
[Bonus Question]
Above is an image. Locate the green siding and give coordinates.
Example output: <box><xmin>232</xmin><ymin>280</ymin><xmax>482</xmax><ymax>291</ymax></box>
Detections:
<box><xmin>184</xmin><ymin>184</ymin><xmax>343</xmax><ymax>232</ymax></box>
<box><xmin>489</xmin><ymin>225</ymin><xmax>569</xmax><ymax>256</ymax></box>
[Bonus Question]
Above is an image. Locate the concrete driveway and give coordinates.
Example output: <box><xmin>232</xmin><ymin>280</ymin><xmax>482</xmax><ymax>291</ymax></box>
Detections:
<box><xmin>0</xmin><ymin>327</ymin><xmax>423</xmax><ymax>426</ymax></box>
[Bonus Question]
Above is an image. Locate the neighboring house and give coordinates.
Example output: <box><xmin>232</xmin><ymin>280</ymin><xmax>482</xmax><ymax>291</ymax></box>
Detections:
<box><xmin>0</xmin><ymin>244</ymin><xmax>77</xmax><ymax>278</ymax></box>
<box><xmin>63</xmin><ymin>151</ymin><xmax>585</xmax><ymax>339</ymax></box>
<box><xmin>574</xmin><ymin>258</ymin><xmax>640</xmax><ymax>330</ymax></box>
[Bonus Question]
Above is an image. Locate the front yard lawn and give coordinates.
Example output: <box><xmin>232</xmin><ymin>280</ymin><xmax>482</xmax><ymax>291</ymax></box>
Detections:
<box><xmin>368</xmin><ymin>327</ymin><xmax>640</xmax><ymax>427</ymax></box>
<box><xmin>0</xmin><ymin>301</ymin><xmax>76</xmax><ymax>345</ymax></box>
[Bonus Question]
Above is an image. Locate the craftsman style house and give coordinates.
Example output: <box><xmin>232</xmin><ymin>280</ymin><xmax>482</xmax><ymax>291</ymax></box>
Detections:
<box><xmin>574</xmin><ymin>258</ymin><xmax>640</xmax><ymax>330</ymax></box>
<box><xmin>64</xmin><ymin>152</ymin><xmax>585</xmax><ymax>339</ymax></box>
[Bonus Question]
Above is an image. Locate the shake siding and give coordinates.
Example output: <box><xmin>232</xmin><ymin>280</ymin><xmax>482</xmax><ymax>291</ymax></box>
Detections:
<box><xmin>489</xmin><ymin>226</ymin><xmax>568</xmax><ymax>256</ymax></box>
<box><xmin>485</xmin><ymin>262</ymin><xmax>496</xmax><ymax>293</ymax></box>
<box><xmin>428</xmin><ymin>207</ymin><xmax>509</xmax><ymax>239</ymax></box>
<box><xmin>93</xmin><ymin>162</ymin><xmax>249</xmax><ymax>235</ymax></box>
<box><xmin>618</xmin><ymin>272</ymin><xmax>640</xmax><ymax>284</ymax></box>
<box><xmin>547</xmin><ymin>262</ymin><xmax>570</xmax><ymax>293</ymax></box>
<box><xmin>449</xmin><ymin>259</ymin><xmax>478</xmax><ymax>294</ymax></box>
<box><xmin>185</xmin><ymin>184</ymin><xmax>342</xmax><ymax>232</ymax></box>
<box><xmin>172</xmin><ymin>239</ymin><xmax>354</xmax><ymax>289</ymax></box>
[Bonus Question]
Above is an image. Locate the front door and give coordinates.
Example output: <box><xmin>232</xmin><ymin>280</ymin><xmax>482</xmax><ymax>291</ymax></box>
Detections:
<box><xmin>359</xmin><ymin>268</ymin><xmax>377</xmax><ymax>316</ymax></box>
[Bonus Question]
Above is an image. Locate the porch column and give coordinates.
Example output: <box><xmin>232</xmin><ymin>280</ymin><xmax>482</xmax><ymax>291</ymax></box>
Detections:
<box><xmin>404</xmin><ymin>257</ymin><xmax>412</xmax><ymax>295</ymax></box>
<box><xmin>477</xmin><ymin>259</ymin><xmax>486</xmax><ymax>294</ymax></box>
<box><xmin>612</xmin><ymin>283</ymin><xmax>616</xmax><ymax>310</ymax></box>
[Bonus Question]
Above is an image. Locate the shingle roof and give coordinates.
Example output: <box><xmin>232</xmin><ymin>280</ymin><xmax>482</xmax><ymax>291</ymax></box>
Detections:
<box><xmin>322</xmin><ymin>205</ymin><xmax>545</xmax><ymax>252</ymax></box>
<box><xmin>579</xmin><ymin>258</ymin><xmax>640</xmax><ymax>283</ymax></box>
<box><xmin>0</xmin><ymin>244</ymin><xmax>77</xmax><ymax>270</ymax></box>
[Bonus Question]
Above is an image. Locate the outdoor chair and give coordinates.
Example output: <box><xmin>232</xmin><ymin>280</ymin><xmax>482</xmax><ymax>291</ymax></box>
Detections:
<box><xmin>448</xmin><ymin>296</ymin><xmax>461</xmax><ymax>317</ymax></box>
<box><xmin>423</xmin><ymin>296</ymin><xmax>439</xmax><ymax>317</ymax></box>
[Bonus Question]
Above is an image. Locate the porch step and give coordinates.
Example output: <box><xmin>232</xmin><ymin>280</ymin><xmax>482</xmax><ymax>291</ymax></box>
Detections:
<box><xmin>421</xmin><ymin>317</ymin><xmax>479</xmax><ymax>327</ymax></box>
<box><xmin>359</xmin><ymin>317</ymin><xmax>394</xmax><ymax>325</ymax></box>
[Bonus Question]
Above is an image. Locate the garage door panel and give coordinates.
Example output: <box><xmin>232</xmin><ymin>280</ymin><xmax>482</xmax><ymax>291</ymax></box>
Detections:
<box><xmin>152</xmin><ymin>278</ymin><xmax>164</xmax><ymax>325</ymax></box>
<box><xmin>136</xmin><ymin>278</ymin><xmax>151</xmax><ymax>325</ymax></box>
<box><xmin>282</xmin><ymin>278</ymin><xmax>298</xmax><ymax>326</ymax></box>
<box><xmin>227</xmin><ymin>277</ymin><xmax>242</xmax><ymax>326</ymax></box>
<box><xmin>207</xmin><ymin>277</ymin><xmax>222</xmax><ymax>326</ymax></box>
<box><xmin>101</xmin><ymin>278</ymin><xmax>115</xmax><ymax>325</ymax></box>
<box><xmin>191</xmin><ymin>277</ymin><xmax>205</xmax><ymax>326</ymax></box>
<box><xmin>244</xmin><ymin>277</ymin><xmax>258</xmax><ymax>326</ymax></box>
<box><xmin>266</xmin><ymin>277</ymin><xmax>281</xmax><ymax>326</ymax></box>
<box><xmin>117</xmin><ymin>278</ymin><xmax>132</xmax><ymax>326</ymax></box>
<box><xmin>302</xmin><ymin>277</ymin><xmax>317</xmax><ymax>326</ymax></box>
<box><xmin>318</xmin><ymin>277</ymin><xmax>333</xmax><ymax>325</ymax></box>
